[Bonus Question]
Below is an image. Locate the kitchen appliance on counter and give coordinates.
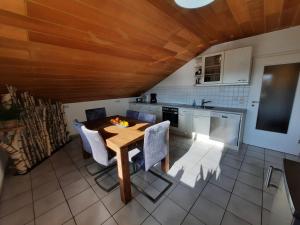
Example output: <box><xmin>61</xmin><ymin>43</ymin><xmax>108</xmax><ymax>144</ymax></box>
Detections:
<box><xmin>162</xmin><ymin>107</ymin><xmax>178</xmax><ymax>127</ymax></box>
<box><xmin>136</xmin><ymin>97</ymin><xmax>144</xmax><ymax>103</ymax></box>
<box><xmin>150</xmin><ymin>93</ymin><xmax>157</xmax><ymax>103</ymax></box>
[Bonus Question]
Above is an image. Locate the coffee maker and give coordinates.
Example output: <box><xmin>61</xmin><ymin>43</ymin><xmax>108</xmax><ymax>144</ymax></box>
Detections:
<box><xmin>150</xmin><ymin>93</ymin><xmax>157</xmax><ymax>103</ymax></box>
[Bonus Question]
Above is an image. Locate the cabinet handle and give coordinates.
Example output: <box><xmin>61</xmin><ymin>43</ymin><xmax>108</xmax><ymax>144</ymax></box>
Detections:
<box><xmin>264</xmin><ymin>166</ymin><xmax>283</xmax><ymax>189</ymax></box>
<box><xmin>221</xmin><ymin>115</ymin><xmax>228</xmax><ymax>118</ymax></box>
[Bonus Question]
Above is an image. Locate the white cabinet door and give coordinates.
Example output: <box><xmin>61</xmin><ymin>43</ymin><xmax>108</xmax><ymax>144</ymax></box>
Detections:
<box><xmin>193</xmin><ymin>115</ymin><xmax>210</xmax><ymax>136</ymax></box>
<box><xmin>193</xmin><ymin>110</ymin><xmax>211</xmax><ymax>136</ymax></box>
<box><xmin>178</xmin><ymin>109</ymin><xmax>193</xmax><ymax>135</ymax></box>
<box><xmin>203</xmin><ymin>52</ymin><xmax>224</xmax><ymax>85</ymax></box>
<box><xmin>223</xmin><ymin>46</ymin><xmax>252</xmax><ymax>84</ymax></box>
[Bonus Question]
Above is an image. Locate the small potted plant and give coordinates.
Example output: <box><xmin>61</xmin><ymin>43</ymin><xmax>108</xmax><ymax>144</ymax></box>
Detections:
<box><xmin>0</xmin><ymin>95</ymin><xmax>21</xmax><ymax>129</ymax></box>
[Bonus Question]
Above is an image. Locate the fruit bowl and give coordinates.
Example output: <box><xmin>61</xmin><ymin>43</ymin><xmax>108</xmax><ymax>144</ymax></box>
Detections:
<box><xmin>110</xmin><ymin>117</ymin><xmax>129</xmax><ymax>128</ymax></box>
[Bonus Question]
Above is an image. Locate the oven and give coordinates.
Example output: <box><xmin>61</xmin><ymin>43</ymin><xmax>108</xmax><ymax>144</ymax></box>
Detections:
<box><xmin>162</xmin><ymin>107</ymin><xmax>178</xmax><ymax>127</ymax></box>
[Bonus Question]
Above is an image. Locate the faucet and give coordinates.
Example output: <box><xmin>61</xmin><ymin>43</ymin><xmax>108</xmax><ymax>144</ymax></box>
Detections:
<box><xmin>201</xmin><ymin>99</ymin><xmax>212</xmax><ymax>107</ymax></box>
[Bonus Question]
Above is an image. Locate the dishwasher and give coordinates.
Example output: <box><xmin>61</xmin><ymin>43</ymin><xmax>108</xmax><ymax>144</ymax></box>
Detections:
<box><xmin>209</xmin><ymin>112</ymin><xmax>241</xmax><ymax>147</ymax></box>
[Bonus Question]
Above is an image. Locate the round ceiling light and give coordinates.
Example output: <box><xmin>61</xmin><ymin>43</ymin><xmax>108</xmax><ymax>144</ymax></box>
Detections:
<box><xmin>174</xmin><ymin>0</ymin><xmax>215</xmax><ymax>9</ymax></box>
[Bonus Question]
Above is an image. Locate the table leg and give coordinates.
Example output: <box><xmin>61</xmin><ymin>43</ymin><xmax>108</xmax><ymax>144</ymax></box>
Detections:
<box><xmin>161</xmin><ymin>152</ymin><xmax>170</xmax><ymax>173</ymax></box>
<box><xmin>116</xmin><ymin>147</ymin><xmax>132</xmax><ymax>203</ymax></box>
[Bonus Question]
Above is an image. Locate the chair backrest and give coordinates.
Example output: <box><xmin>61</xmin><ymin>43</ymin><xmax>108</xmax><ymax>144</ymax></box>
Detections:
<box><xmin>126</xmin><ymin>110</ymin><xmax>139</xmax><ymax>120</ymax></box>
<box><xmin>81</xmin><ymin>126</ymin><xmax>110</xmax><ymax>166</ymax></box>
<box><xmin>138</xmin><ymin>112</ymin><xmax>156</xmax><ymax>124</ymax></box>
<box><xmin>85</xmin><ymin>107</ymin><xmax>106</xmax><ymax>121</ymax></box>
<box><xmin>72</xmin><ymin>119</ymin><xmax>92</xmax><ymax>154</ymax></box>
<box><xmin>143</xmin><ymin>121</ymin><xmax>170</xmax><ymax>171</ymax></box>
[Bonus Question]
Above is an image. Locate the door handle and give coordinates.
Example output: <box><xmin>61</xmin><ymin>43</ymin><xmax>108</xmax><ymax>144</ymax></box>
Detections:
<box><xmin>251</xmin><ymin>101</ymin><xmax>260</xmax><ymax>107</ymax></box>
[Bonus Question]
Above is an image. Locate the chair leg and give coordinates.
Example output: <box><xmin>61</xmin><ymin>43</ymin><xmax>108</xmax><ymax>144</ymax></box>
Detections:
<box><xmin>85</xmin><ymin>161</ymin><xmax>112</xmax><ymax>176</ymax></box>
<box><xmin>131</xmin><ymin>169</ymin><xmax>172</xmax><ymax>203</ymax></box>
<box><xmin>94</xmin><ymin>164</ymin><xmax>119</xmax><ymax>192</ymax></box>
<box><xmin>95</xmin><ymin>163</ymin><xmax>137</xmax><ymax>192</ymax></box>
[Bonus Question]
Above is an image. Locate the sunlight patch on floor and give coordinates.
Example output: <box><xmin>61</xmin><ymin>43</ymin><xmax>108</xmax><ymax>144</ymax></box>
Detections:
<box><xmin>167</xmin><ymin>133</ymin><xmax>226</xmax><ymax>189</ymax></box>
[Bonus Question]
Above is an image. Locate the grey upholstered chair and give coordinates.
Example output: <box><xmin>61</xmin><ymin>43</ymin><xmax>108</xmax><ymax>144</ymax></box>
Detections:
<box><xmin>73</xmin><ymin>119</ymin><xmax>108</xmax><ymax>176</ymax></box>
<box><xmin>72</xmin><ymin>119</ymin><xmax>92</xmax><ymax>154</ymax></box>
<box><xmin>85</xmin><ymin>107</ymin><xmax>106</xmax><ymax>121</ymax></box>
<box><xmin>131</xmin><ymin>121</ymin><xmax>172</xmax><ymax>202</ymax></box>
<box><xmin>138</xmin><ymin>112</ymin><xmax>156</xmax><ymax>124</ymax></box>
<box><xmin>81</xmin><ymin>126</ymin><xmax>139</xmax><ymax>192</ymax></box>
<box><xmin>126</xmin><ymin>110</ymin><xmax>139</xmax><ymax>120</ymax></box>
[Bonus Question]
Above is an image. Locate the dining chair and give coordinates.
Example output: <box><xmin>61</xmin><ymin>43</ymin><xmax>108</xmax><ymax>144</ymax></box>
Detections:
<box><xmin>138</xmin><ymin>112</ymin><xmax>156</xmax><ymax>124</ymax></box>
<box><xmin>126</xmin><ymin>110</ymin><xmax>139</xmax><ymax>120</ymax></box>
<box><xmin>72</xmin><ymin>119</ymin><xmax>92</xmax><ymax>154</ymax></box>
<box><xmin>73</xmin><ymin>119</ymin><xmax>108</xmax><ymax>176</ymax></box>
<box><xmin>131</xmin><ymin>121</ymin><xmax>172</xmax><ymax>202</ymax></box>
<box><xmin>85</xmin><ymin>107</ymin><xmax>106</xmax><ymax>121</ymax></box>
<box><xmin>81</xmin><ymin>126</ymin><xmax>140</xmax><ymax>192</ymax></box>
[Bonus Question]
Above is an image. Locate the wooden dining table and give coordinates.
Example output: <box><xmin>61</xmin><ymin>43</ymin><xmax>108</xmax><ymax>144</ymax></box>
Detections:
<box><xmin>85</xmin><ymin>116</ymin><xmax>170</xmax><ymax>204</ymax></box>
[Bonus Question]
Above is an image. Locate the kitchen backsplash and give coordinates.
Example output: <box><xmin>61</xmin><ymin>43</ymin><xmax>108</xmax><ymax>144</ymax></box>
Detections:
<box><xmin>146</xmin><ymin>85</ymin><xmax>250</xmax><ymax>108</ymax></box>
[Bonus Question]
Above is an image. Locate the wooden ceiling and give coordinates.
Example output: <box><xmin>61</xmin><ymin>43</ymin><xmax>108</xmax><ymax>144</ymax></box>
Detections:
<box><xmin>0</xmin><ymin>0</ymin><xmax>299</xmax><ymax>102</ymax></box>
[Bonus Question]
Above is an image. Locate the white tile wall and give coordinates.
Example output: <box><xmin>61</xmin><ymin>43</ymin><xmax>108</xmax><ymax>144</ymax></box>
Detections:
<box><xmin>146</xmin><ymin>85</ymin><xmax>250</xmax><ymax>108</ymax></box>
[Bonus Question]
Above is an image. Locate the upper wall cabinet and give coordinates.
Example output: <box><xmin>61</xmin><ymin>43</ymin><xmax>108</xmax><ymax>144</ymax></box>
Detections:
<box><xmin>195</xmin><ymin>46</ymin><xmax>252</xmax><ymax>86</ymax></box>
<box><xmin>223</xmin><ymin>46</ymin><xmax>252</xmax><ymax>85</ymax></box>
<box><xmin>203</xmin><ymin>52</ymin><xmax>224</xmax><ymax>84</ymax></box>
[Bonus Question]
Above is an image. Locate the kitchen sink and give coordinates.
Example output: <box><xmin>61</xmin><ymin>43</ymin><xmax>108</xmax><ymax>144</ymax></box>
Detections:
<box><xmin>195</xmin><ymin>106</ymin><xmax>215</xmax><ymax>109</ymax></box>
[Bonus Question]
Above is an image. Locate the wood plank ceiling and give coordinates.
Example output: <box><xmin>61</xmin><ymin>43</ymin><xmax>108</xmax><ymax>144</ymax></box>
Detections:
<box><xmin>0</xmin><ymin>0</ymin><xmax>300</xmax><ymax>102</ymax></box>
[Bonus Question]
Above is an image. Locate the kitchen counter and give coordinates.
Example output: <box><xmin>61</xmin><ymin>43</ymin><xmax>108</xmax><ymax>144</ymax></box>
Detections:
<box><xmin>131</xmin><ymin>102</ymin><xmax>247</xmax><ymax>114</ymax></box>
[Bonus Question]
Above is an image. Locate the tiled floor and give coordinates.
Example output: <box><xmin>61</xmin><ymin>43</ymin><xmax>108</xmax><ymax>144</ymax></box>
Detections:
<box><xmin>1</xmin><ymin>134</ymin><xmax>299</xmax><ymax>225</ymax></box>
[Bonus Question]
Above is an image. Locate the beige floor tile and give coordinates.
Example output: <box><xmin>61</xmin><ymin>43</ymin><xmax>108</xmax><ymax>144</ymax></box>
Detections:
<box><xmin>0</xmin><ymin>190</ymin><xmax>32</xmax><ymax>218</ymax></box>
<box><xmin>0</xmin><ymin>203</ymin><xmax>34</xmax><ymax>225</ymax></box>
<box><xmin>201</xmin><ymin>183</ymin><xmax>230</xmax><ymax>208</ymax></box>
<box><xmin>182</xmin><ymin>214</ymin><xmax>205</xmax><ymax>225</ymax></box>
<box><xmin>91</xmin><ymin>183</ymin><xmax>108</xmax><ymax>199</ymax></box>
<box><xmin>168</xmin><ymin>183</ymin><xmax>199</xmax><ymax>210</ymax></box>
<box><xmin>153</xmin><ymin>198</ymin><xmax>187</xmax><ymax>225</ymax></box>
<box><xmin>68</xmin><ymin>188</ymin><xmax>98</xmax><ymax>215</ymax></box>
<box><xmin>221</xmin><ymin>211</ymin><xmax>251</xmax><ymax>225</ymax></box>
<box><xmin>63</xmin><ymin>219</ymin><xmax>76</xmax><ymax>225</ymax></box>
<box><xmin>34</xmin><ymin>189</ymin><xmax>65</xmax><ymax>217</ymax></box>
<box><xmin>102</xmin><ymin>187</ymin><xmax>125</xmax><ymax>214</ymax></box>
<box><xmin>75</xmin><ymin>201</ymin><xmax>110</xmax><ymax>225</ymax></box>
<box><xmin>62</xmin><ymin>178</ymin><xmax>89</xmax><ymax>199</ymax></box>
<box><xmin>32</xmin><ymin>179</ymin><xmax>61</xmax><ymax>201</ymax></box>
<box><xmin>59</xmin><ymin>170</ymin><xmax>82</xmax><ymax>187</ymax></box>
<box><xmin>103</xmin><ymin>217</ymin><xmax>118</xmax><ymax>225</ymax></box>
<box><xmin>141</xmin><ymin>216</ymin><xmax>161</xmax><ymax>225</ymax></box>
<box><xmin>237</xmin><ymin>171</ymin><xmax>263</xmax><ymax>189</ymax></box>
<box><xmin>227</xmin><ymin>195</ymin><xmax>261</xmax><ymax>225</ymax></box>
<box><xmin>35</xmin><ymin>202</ymin><xmax>72</xmax><ymax>225</ymax></box>
<box><xmin>209</xmin><ymin>173</ymin><xmax>235</xmax><ymax>192</ymax></box>
<box><xmin>1</xmin><ymin>179</ymin><xmax>31</xmax><ymax>201</ymax></box>
<box><xmin>31</xmin><ymin>171</ymin><xmax>57</xmax><ymax>189</ymax></box>
<box><xmin>114</xmin><ymin>200</ymin><xmax>149</xmax><ymax>225</ymax></box>
<box><xmin>233</xmin><ymin>181</ymin><xmax>262</xmax><ymax>206</ymax></box>
<box><xmin>191</xmin><ymin>196</ymin><xmax>225</xmax><ymax>225</ymax></box>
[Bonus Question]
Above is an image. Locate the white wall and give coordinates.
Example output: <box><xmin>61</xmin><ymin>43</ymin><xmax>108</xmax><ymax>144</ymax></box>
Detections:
<box><xmin>153</xmin><ymin>26</ymin><xmax>300</xmax><ymax>89</ymax></box>
<box><xmin>147</xmin><ymin>26</ymin><xmax>300</xmax><ymax>154</ymax></box>
<box><xmin>147</xmin><ymin>26</ymin><xmax>300</xmax><ymax>109</ymax></box>
<box><xmin>64</xmin><ymin>97</ymin><xmax>134</xmax><ymax>135</ymax></box>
